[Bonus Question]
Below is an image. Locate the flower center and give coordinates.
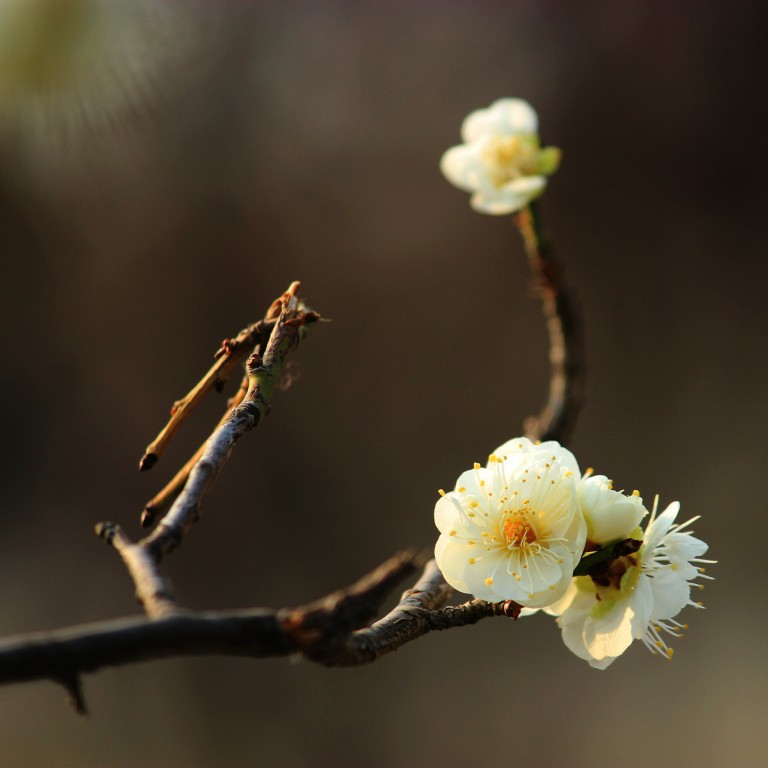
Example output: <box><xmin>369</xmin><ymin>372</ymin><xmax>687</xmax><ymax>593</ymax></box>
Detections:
<box><xmin>589</xmin><ymin>554</ymin><xmax>639</xmax><ymax>592</ymax></box>
<box><xmin>482</xmin><ymin>136</ymin><xmax>538</xmax><ymax>187</ymax></box>
<box><xmin>502</xmin><ymin>510</ymin><xmax>537</xmax><ymax>547</ymax></box>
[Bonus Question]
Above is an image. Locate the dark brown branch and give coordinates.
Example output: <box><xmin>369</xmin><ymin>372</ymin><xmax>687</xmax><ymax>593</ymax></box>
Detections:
<box><xmin>309</xmin><ymin>560</ymin><xmax>519</xmax><ymax>666</ymax></box>
<box><xmin>0</xmin><ymin>554</ymin><xmax>518</xmax><ymax>693</ymax></box>
<box><xmin>516</xmin><ymin>204</ymin><xmax>584</xmax><ymax>445</ymax></box>
<box><xmin>0</xmin><ymin>553</ymin><xmax>414</xmax><ymax>685</ymax></box>
<box><xmin>0</xmin><ymin>214</ymin><xmax>583</xmax><ymax>705</ymax></box>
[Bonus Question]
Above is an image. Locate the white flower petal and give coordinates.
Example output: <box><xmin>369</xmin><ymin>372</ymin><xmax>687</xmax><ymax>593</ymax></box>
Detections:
<box><xmin>439</xmin><ymin>143</ymin><xmax>491</xmax><ymax>193</ymax></box>
<box><xmin>491</xmin><ymin>437</ymin><xmax>581</xmax><ymax>479</ymax></box>
<box><xmin>662</xmin><ymin>531</ymin><xmax>709</xmax><ymax>561</ymax></box>
<box><xmin>434</xmin><ymin>535</ymin><xmax>472</xmax><ymax>594</ymax></box>
<box><xmin>434</xmin><ymin>494</ymin><xmax>467</xmax><ymax>535</ymax></box>
<box><xmin>562</xmin><ymin>619</ymin><xmax>597</xmax><ymax>662</ymax></box>
<box><xmin>629</xmin><ymin>573</ymin><xmax>654</xmax><ymax>638</ymax></box>
<box><xmin>583</xmin><ymin>601</ymin><xmax>635</xmax><ymax>660</ymax></box>
<box><xmin>461</xmin><ymin>98</ymin><xmax>539</xmax><ymax>143</ymax></box>
<box><xmin>649</xmin><ymin>566</ymin><xmax>691</xmax><ymax>621</ymax></box>
<box><xmin>453</xmin><ymin>467</ymin><xmax>488</xmax><ymax>498</ymax></box>
<box><xmin>642</xmin><ymin>501</ymin><xmax>680</xmax><ymax>553</ymax></box>
<box><xmin>542</xmin><ymin>577</ymin><xmax>580</xmax><ymax>617</ymax></box>
<box><xmin>461</xmin><ymin>549</ymin><xmax>507</xmax><ymax>601</ymax></box>
<box><xmin>588</xmin><ymin>656</ymin><xmax>618</xmax><ymax>670</ymax></box>
<box><xmin>578</xmin><ymin>475</ymin><xmax>646</xmax><ymax>545</ymax></box>
<box><xmin>470</xmin><ymin>176</ymin><xmax>546</xmax><ymax>215</ymax></box>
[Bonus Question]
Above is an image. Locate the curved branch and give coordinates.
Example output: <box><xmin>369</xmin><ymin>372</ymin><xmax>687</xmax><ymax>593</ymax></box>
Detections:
<box><xmin>0</xmin><ymin>219</ymin><xmax>584</xmax><ymax>709</ymax></box>
<box><xmin>516</xmin><ymin>203</ymin><xmax>584</xmax><ymax>445</ymax></box>
<box><xmin>310</xmin><ymin>560</ymin><xmax>520</xmax><ymax>667</ymax></box>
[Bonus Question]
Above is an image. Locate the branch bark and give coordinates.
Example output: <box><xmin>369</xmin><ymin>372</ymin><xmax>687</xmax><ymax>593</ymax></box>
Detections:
<box><xmin>94</xmin><ymin>283</ymin><xmax>318</xmax><ymax>625</ymax></box>
<box><xmin>0</xmin><ymin>553</ymin><xmax>517</xmax><ymax>692</ymax></box>
<box><xmin>137</xmin><ymin>319</ymin><xmax>277</xmax><ymax>473</ymax></box>
<box><xmin>516</xmin><ymin>203</ymin><xmax>584</xmax><ymax>445</ymax></box>
<box><xmin>139</xmin><ymin>282</ymin><xmax>319</xmax><ymax>560</ymax></box>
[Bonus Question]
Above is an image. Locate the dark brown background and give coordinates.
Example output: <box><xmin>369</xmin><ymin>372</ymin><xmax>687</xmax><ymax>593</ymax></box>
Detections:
<box><xmin>0</xmin><ymin>2</ymin><xmax>765</xmax><ymax>766</ymax></box>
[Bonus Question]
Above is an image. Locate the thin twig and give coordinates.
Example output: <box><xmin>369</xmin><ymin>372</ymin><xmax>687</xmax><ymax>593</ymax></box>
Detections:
<box><xmin>139</xmin><ymin>282</ymin><xmax>319</xmax><ymax>560</ymax></box>
<box><xmin>138</xmin><ymin>319</ymin><xmax>278</xmax><ymax>473</ymax></box>
<box><xmin>140</xmin><ymin>374</ymin><xmax>249</xmax><ymax>528</ymax></box>
<box><xmin>96</xmin><ymin>283</ymin><xmax>317</xmax><ymax>634</ymax></box>
<box><xmin>515</xmin><ymin>203</ymin><xmax>584</xmax><ymax>445</ymax></box>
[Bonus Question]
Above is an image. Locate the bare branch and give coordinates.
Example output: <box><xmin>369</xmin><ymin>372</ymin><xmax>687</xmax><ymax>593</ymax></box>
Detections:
<box><xmin>0</xmin><ymin>553</ymin><xmax>518</xmax><ymax>692</ymax></box>
<box><xmin>95</xmin><ymin>523</ymin><xmax>179</xmax><ymax>618</ymax></box>
<box><xmin>138</xmin><ymin>309</ymin><xmax>281</xmax><ymax>473</ymax></box>
<box><xmin>138</xmin><ymin>282</ymin><xmax>319</xmax><ymax>560</ymax></box>
<box><xmin>311</xmin><ymin>560</ymin><xmax>520</xmax><ymax>667</ymax></box>
<box><xmin>140</xmin><ymin>374</ymin><xmax>249</xmax><ymax>528</ymax></box>
<box><xmin>0</xmin><ymin>552</ymin><xmax>421</xmax><ymax>687</ymax></box>
<box><xmin>516</xmin><ymin>204</ymin><xmax>584</xmax><ymax>445</ymax></box>
<box><xmin>94</xmin><ymin>282</ymin><xmax>318</xmax><ymax>630</ymax></box>
<box><xmin>0</xmin><ymin>229</ymin><xmax>583</xmax><ymax>705</ymax></box>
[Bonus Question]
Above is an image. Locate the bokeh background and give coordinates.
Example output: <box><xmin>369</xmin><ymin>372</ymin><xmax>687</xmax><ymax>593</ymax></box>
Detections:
<box><xmin>0</xmin><ymin>1</ymin><xmax>766</xmax><ymax>766</ymax></box>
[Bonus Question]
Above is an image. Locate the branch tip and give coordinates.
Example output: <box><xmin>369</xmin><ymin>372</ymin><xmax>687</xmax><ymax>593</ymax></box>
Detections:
<box><xmin>94</xmin><ymin>521</ymin><xmax>118</xmax><ymax>544</ymax></box>
<box><xmin>56</xmin><ymin>675</ymin><xmax>88</xmax><ymax>717</ymax></box>
<box><xmin>139</xmin><ymin>453</ymin><xmax>158</xmax><ymax>473</ymax></box>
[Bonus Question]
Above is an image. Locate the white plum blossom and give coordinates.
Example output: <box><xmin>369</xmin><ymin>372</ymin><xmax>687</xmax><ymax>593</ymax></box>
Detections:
<box><xmin>434</xmin><ymin>438</ymin><xmax>586</xmax><ymax>608</ymax></box>
<box><xmin>578</xmin><ymin>474</ymin><xmax>646</xmax><ymax>547</ymax></box>
<box><xmin>440</xmin><ymin>98</ymin><xmax>561</xmax><ymax>215</ymax></box>
<box><xmin>545</xmin><ymin>499</ymin><xmax>714</xmax><ymax>669</ymax></box>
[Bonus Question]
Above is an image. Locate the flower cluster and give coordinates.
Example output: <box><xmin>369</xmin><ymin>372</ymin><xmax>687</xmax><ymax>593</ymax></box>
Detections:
<box><xmin>434</xmin><ymin>437</ymin><xmax>713</xmax><ymax>668</ymax></box>
<box><xmin>440</xmin><ymin>98</ymin><xmax>561</xmax><ymax>215</ymax></box>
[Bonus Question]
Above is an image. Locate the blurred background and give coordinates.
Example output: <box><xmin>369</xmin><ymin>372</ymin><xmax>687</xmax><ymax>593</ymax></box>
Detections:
<box><xmin>0</xmin><ymin>1</ymin><xmax>765</xmax><ymax>766</ymax></box>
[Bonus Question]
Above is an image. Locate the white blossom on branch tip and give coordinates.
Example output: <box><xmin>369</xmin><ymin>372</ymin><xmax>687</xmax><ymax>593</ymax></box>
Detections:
<box><xmin>434</xmin><ymin>438</ymin><xmax>586</xmax><ymax>608</ymax></box>
<box><xmin>544</xmin><ymin>499</ymin><xmax>714</xmax><ymax>669</ymax></box>
<box><xmin>440</xmin><ymin>98</ymin><xmax>561</xmax><ymax>215</ymax></box>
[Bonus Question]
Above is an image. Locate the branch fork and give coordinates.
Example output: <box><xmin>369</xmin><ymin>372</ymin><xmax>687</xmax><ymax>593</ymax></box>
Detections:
<box><xmin>0</xmin><ymin>202</ymin><xmax>584</xmax><ymax>714</ymax></box>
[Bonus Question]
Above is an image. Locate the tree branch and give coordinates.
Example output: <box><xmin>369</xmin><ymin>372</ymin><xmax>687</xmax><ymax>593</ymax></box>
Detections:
<box><xmin>94</xmin><ymin>523</ymin><xmax>179</xmax><ymax>618</ymax></box>
<box><xmin>137</xmin><ymin>282</ymin><xmax>319</xmax><ymax>560</ymax></box>
<box><xmin>516</xmin><ymin>203</ymin><xmax>584</xmax><ymax>445</ymax></box>
<box><xmin>141</xmin><ymin>374</ymin><xmax>249</xmax><ymax>527</ymax></box>
<box><xmin>95</xmin><ymin>283</ymin><xmax>318</xmax><ymax>631</ymax></box>
<box><xmin>137</xmin><ymin>320</ymin><xmax>276</xmax><ymax>473</ymax></box>
<box><xmin>0</xmin><ymin>225</ymin><xmax>585</xmax><ymax>709</ymax></box>
<box><xmin>0</xmin><ymin>553</ymin><xmax>518</xmax><ymax>696</ymax></box>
